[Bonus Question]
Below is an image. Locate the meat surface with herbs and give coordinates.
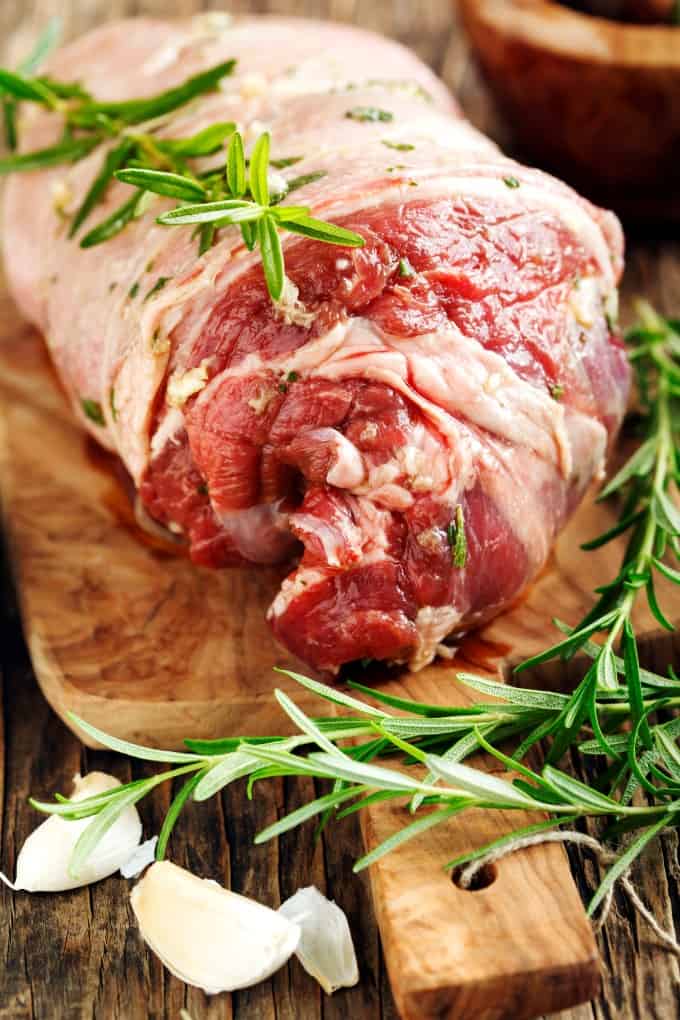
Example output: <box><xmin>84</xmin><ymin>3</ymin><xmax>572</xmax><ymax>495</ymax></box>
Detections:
<box><xmin>2</xmin><ymin>15</ymin><xmax>630</xmax><ymax>672</ymax></box>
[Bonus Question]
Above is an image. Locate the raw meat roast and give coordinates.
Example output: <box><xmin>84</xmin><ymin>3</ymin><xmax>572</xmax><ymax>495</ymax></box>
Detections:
<box><xmin>2</xmin><ymin>15</ymin><xmax>630</xmax><ymax>672</ymax></box>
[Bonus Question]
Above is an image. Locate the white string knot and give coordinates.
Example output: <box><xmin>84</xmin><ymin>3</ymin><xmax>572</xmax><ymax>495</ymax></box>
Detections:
<box><xmin>458</xmin><ymin>829</ymin><xmax>680</xmax><ymax>955</ymax></box>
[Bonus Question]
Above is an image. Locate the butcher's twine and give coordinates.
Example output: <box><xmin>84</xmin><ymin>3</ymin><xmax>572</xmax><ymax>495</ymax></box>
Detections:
<box><xmin>458</xmin><ymin>829</ymin><xmax>680</xmax><ymax>955</ymax></box>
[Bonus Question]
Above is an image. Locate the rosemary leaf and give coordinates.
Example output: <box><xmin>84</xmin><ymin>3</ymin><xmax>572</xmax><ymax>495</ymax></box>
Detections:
<box><xmin>116</xmin><ymin>166</ymin><xmax>206</xmax><ymax>202</ymax></box>
<box><xmin>80</xmin><ymin>191</ymin><xmax>143</xmax><ymax>248</ymax></box>
<box><xmin>0</xmin><ymin>134</ymin><xmax>99</xmax><ymax>174</ymax></box>
<box><xmin>226</xmin><ymin>129</ymin><xmax>246</xmax><ymax>198</ymax></box>
<box><xmin>72</xmin><ymin>59</ymin><xmax>236</xmax><ymax>128</ymax></box>
<box><xmin>257</xmin><ymin>214</ymin><xmax>284</xmax><ymax>301</ymax></box>
<box><xmin>70</xmin><ymin>137</ymin><xmax>136</xmax><ymax>237</ymax></box>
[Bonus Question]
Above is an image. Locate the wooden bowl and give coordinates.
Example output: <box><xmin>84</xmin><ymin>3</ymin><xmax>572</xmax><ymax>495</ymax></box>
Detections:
<box><xmin>457</xmin><ymin>0</ymin><xmax>680</xmax><ymax>222</ymax></box>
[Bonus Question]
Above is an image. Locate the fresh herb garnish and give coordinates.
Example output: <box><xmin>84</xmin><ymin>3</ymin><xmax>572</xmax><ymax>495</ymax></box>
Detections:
<box><xmin>503</xmin><ymin>176</ymin><xmax>521</xmax><ymax>189</ymax></box>
<box><xmin>0</xmin><ymin>55</ymin><xmax>236</xmax><ymax>243</ymax></box>
<box><xmin>80</xmin><ymin>398</ymin><xmax>105</xmax><ymax>426</ymax></box>
<box><xmin>143</xmin><ymin>276</ymin><xmax>172</xmax><ymax>303</ymax></box>
<box><xmin>109</xmin><ymin>387</ymin><xmax>117</xmax><ymax>422</ymax></box>
<box><xmin>397</xmin><ymin>257</ymin><xmax>415</xmax><ymax>278</ymax></box>
<box><xmin>550</xmin><ymin>383</ymin><xmax>565</xmax><ymax>400</ymax></box>
<box><xmin>148</xmin><ymin>130</ymin><xmax>363</xmax><ymax>302</ymax></box>
<box><xmin>447</xmin><ymin>504</ymin><xmax>467</xmax><ymax>569</ymax></box>
<box><xmin>382</xmin><ymin>140</ymin><xmax>414</xmax><ymax>151</ymax></box>
<box><xmin>1</xmin><ymin>18</ymin><xmax>62</xmax><ymax>150</ymax></box>
<box><xmin>281</xmin><ymin>170</ymin><xmax>327</xmax><ymax>196</ymax></box>
<box><xmin>345</xmin><ymin>106</ymin><xmax>394</xmax><ymax>123</ymax></box>
<box><xmin>1</xmin><ymin>49</ymin><xmax>362</xmax><ymax>306</ymax></box>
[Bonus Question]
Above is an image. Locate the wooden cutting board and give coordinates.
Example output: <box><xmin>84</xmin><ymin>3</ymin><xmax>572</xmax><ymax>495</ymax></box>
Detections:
<box><xmin>1</xmin><ymin>279</ymin><xmax>678</xmax><ymax>1020</ymax></box>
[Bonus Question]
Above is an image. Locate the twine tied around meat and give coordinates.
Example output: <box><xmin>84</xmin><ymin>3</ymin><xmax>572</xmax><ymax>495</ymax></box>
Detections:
<box><xmin>457</xmin><ymin>829</ymin><xmax>680</xmax><ymax>955</ymax></box>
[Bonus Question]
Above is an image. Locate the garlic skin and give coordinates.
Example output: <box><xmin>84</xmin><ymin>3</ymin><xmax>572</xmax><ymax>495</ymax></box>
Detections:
<box><xmin>130</xmin><ymin>861</ymin><xmax>301</xmax><ymax>994</ymax></box>
<box><xmin>14</xmin><ymin>772</ymin><xmax>142</xmax><ymax>892</ymax></box>
<box><xmin>279</xmin><ymin>886</ymin><xmax>359</xmax><ymax>994</ymax></box>
<box><xmin>120</xmin><ymin>836</ymin><xmax>158</xmax><ymax>879</ymax></box>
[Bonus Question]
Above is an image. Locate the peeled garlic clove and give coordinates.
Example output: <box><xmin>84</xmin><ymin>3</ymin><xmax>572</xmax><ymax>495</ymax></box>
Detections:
<box><xmin>120</xmin><ymin>835</ymin><xmax>158</xmax><ymax>879</ymax></box>
<box><xmin>130</xmin><ymin>860</ymin><xmax>300</xmax><ymax>994</ymax></box>
<box><xmin>279</xmin><ymin>886</ymin><xmax>359</xmax><ymax>994</ymax></box>
<box><xmin>14</xmin><ymin>771</ymin><xmax>142</xmax><ymax>892</ymax></box>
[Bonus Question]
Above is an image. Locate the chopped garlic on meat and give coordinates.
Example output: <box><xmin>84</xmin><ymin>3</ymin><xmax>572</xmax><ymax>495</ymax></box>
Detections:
<box><xmin>410</xmin><ymin>605</ymin><xmax>461</xmax><ymax>671</ymax></box>
<box><xmin>359</xmin><ymin>422</ymin><xmax>378</xmax><ymax>442</ymax></box>
<box><xmin>569</xmin><ymin>276</ymin><xmax>600</xmax><ymax>329</ymax></box>
<box><xmin>191</xmin><ymin>11</ymin><xmax>232</xmax><ymax>37</ymax></box>
<box><xmin>248</xmin><ymin>386</ymin><xmax>277</xmax><ymax>415</ymax></box>
<box><xmin>604</xmin><ymin>288</ymin><xmax>619</xmax><ymax>329</ymax></box>
<box><xmin>166</xmin><ymin>358</ymin><xmax>212</xmax><ymax>407</ymax></box>
<box><xmin>416</xmin><ymin>527</ymin><xmax>442</xmax><ymax>553</ymax></box>
<box><xmin>274</xmin><ymin>276</ymin><xmax>316</xmax><ymax>327</ymax></box>
<box><xmin>51</xmin><ymin>179</ymin><xmax>74</xmax><ymax>218</ymax></box>
<box><xmin>240</xmin><ymin>72</ymin><xmax>268</xmax><ymax>99</ymax></box>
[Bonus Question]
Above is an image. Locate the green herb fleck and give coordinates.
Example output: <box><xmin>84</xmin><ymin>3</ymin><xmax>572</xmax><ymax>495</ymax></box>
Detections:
<box><xmin>143</xmin><ymin>276</ymin><xmax>171</xmax><ymax>303</ymax></box>
<box><xmin>281</xmin><ymin>170</ymin><xmax>327</xmax><ymax>198</ymax></box>
<box><xmin>503</xmin><ymin>176</ymin><xmax>520</xmax><ymax>189</ymax></box>
<box><xmin>382</xmin><ymin>140</ymin><xmax>414</xmax><ymax>151</ymax></box>
<box><xmin>345</xmin><ymin>106</ymin><xmax>393</xmax><ymax>123</ymax></box>
<box><xmin>128</xmin><ymin>281</ymin><xmax>140</xmax><ymax>300</ymax></box>
<box><xmin>287</xmin><ymin>371</ymin><xmax>299</xmax><ymax>382</ymax></box>
<box><xmin>269</xmin><ymin>155</ymin><xmax>303</xmax><ymax>169</ymax></box>
<box><xmin>109</xmin><ymin>387</ymin><xmax>118</xmax><ymax>422</ymax></box>
<box><xmin>550</xmin><ymin>383</ymin><xmax>565</xmax><ymax>401</ymax></box>
<box><xmin>447</xmin><ymin>504</ymin><xmax>467</xmax><ymax>569</ymax></box>
<box><xmin>81</xmin><ymin>398</ymin><xmax>105</xmax><ymax>426</ymax></box>
<box><xmin>196</xmin><ymin>482</ymin><xmax>209</xmax><ymax>497</ymax></box>
<box><xmin>398</xmin><ymin>258</ymin><xmax>415</xmax><ymax>278</ymax></box>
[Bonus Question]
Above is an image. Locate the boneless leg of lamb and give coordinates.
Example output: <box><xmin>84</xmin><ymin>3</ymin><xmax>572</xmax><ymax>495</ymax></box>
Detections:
<box><xmin>2</xmin><ymin>15</ymin><xmax>630</xmax><ymax>673</ymax></box>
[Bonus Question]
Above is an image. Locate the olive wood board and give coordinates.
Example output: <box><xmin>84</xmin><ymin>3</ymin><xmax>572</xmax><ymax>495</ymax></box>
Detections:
<box><xmin>1</xmin><ymin>279</ymin><xmax>679</xmax><ymax>1020</ymax></box>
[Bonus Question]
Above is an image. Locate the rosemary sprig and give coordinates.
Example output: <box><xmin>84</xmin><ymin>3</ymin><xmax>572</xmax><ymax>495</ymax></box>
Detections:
<box><xmin>1</xmin><ymin>43</ymin><xmax>363</xmax><ymax>302</ymax></box>
<box><xmin>0</xmin><ymin>54</ymin><xmax>236</xmax><ymax>243</ymax></box>
<box><xmin>1</xmin><ymin>18</ymin><xmax>62</xmax><ymax>150</ymax></box>
<box><xmin>142</xmin><ymin>129</ymin><xmax>363</xmax><ymax>301</ymax></box>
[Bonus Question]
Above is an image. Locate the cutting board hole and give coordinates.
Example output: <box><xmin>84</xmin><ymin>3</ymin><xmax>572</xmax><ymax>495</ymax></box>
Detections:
<box><xmin>451</xmin><ymin>862</ymin><xmax>497</xmax><ymax>891</ymax></box>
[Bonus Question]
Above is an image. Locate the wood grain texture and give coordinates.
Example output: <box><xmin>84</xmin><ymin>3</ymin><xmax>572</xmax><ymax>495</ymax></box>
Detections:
<box><xmin>1</xmin><ymin>3</ymin><xmax>680</xmax><ymax>1020</ymax></box>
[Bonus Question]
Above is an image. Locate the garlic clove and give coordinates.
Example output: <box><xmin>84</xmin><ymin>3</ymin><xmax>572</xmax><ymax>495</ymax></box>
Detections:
<box><xmin>130</xmin><ymin>860</ymin><xmax>300</xmax><ymax>994</ymax></box>
<box><xmin>279</xmin><ymin>886</ymin><xmax>359</xmax><ymax>994</ymax></box>
<box><xmin>120</xmin><ymin>835</ymin><xmax>158</xmax><ymax>879</ymax></box>
<box><xmin>14</xmin><ymin>771</ymin><xmax>142</xmax><ymax>892</ymax></box>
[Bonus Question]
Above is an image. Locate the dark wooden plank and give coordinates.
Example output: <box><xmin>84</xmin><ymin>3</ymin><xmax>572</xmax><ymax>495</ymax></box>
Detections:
<box><xmin>1</xmin><ymin>2</ymin><xmax>680</xmax><ymax>1019</ymax></box>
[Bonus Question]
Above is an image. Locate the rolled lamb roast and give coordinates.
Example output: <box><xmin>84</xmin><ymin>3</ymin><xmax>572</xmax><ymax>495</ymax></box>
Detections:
<box><xmin>2</xmin><ymin>15</ymin><xmax>630</xmax><ymax>672</ymax></box>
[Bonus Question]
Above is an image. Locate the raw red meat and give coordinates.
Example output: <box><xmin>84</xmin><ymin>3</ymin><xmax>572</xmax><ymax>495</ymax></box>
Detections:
<box><xmin>2</xmin><ymin>15</ymin><xmax>629</xmax><ymax>672</ymax></box>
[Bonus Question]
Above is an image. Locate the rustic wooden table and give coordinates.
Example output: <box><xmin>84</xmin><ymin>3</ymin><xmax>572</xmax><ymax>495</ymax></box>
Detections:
<box><xmin>1</xmin><ymin>2</ymin><xmax>679</xmax><ymax>1018</ymax></box>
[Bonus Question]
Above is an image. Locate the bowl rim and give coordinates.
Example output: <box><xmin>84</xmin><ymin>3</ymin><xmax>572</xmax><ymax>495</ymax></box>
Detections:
<box><xmin>459</xmin><ymin>0</ymin><xmax>680</xmax><ymax>68</ymax></box>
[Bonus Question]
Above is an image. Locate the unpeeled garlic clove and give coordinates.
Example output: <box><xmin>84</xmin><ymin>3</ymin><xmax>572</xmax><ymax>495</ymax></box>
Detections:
<box><xmin>13</xmin><ymin>771</ymin><xmax>142</xmax><ymax>892</ymax></box>
<box><xmin>279</xmin><ymin>886</ymin><xmax>359</xmax><ymax>994</ymax></box>
<box><xmin>130</xmin><ymin>860</ymin><xmax>300</xmax><ymax>994</ymax></box>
